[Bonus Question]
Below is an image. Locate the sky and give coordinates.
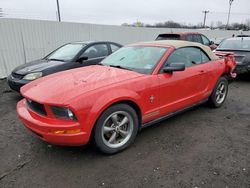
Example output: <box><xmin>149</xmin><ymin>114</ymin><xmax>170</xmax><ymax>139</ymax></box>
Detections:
<box><xmin>0</xmin><ymin>0</ymin><xmax>250</xmax><ymax>26</ymax></box>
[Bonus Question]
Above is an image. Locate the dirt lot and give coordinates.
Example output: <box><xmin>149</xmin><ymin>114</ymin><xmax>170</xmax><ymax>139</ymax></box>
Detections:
<box><xmin>0</xmin><ymin>77</ymin><xmax>249</xmax><ymax>188</ymax></box>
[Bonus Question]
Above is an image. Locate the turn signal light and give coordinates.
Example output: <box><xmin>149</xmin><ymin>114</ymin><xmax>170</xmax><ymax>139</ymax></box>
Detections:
<box><xmin>50</xmin><ymin>129</ymin><xmax>81</xmax><ymax>134</ymax></box>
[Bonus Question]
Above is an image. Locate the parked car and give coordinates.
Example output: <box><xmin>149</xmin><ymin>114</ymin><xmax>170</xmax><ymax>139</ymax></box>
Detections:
<box><xmin>210</xmin><ymin>37</ymin><xmax>226</xmax><ymax>47</ymax></box>
<box><xmin>7</xmin><ymin>41</ymin><xmax>122</xmax><ymax>92</ymax></box>
<box><xmin>17</xmin><ymin>40</ymin><xmax>236</xmax><ymax>154</ymax></box>
<box><xmin>156</xmin><ymin>32</ymin><xmax>217</xmax><ymax>50</ymax></box>
<box><xmin>215</xmin><ymin>37</ymin><xmax>250</xmax><ymax>74</ymax></box>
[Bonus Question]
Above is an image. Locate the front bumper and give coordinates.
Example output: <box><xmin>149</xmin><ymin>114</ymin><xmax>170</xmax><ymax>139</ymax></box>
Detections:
<box><xmin>17</xmin><ymin>99</ymin><xmax>88</xmax><ymax>146</ymax></box>
<box><xmin>7</xmin><ymin>75</ymin><xmax>30</xmax><ymax>92</ymax></box>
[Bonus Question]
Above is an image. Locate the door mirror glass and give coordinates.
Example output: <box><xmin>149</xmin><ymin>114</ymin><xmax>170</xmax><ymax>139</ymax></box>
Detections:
<box><xmin>209</xmin><ymin>41</ymin><xmax>214</xmax><ymax>45</ymax></box>
<box><xmin>163</xmin><ymin>63</ymin><xmax>185</xmax><ymax>73</ymax></box>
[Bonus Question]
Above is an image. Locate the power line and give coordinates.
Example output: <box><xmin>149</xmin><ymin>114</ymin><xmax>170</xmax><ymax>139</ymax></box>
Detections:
<box><xmin>202</xmin><ymin>10</ymin><xmax>209</xmax><ymax>27</ymax></box>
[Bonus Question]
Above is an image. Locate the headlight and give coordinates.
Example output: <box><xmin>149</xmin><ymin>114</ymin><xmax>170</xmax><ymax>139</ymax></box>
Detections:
<box><xmin>23</xmin><ymin>72</ymin><xmax>43</xmax><ymax>80</ymax></box>
<box><xmin>51</xmin><ymin>106</ymin><xmax>77</xmax><ymax>121</ymax></box>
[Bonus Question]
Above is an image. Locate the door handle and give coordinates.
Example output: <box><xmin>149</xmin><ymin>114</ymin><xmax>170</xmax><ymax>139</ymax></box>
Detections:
<box><xmin>199</xmin><ymin>70</ymin><xmax>206</xmax><ymax>73</ymax></box>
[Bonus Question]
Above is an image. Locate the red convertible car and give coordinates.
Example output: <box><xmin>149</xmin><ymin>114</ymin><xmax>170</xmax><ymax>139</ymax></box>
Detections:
<box><xmin>17</xmin><ymin>41</ymin><xmax>236</xmax><ymax>154</ymax></box>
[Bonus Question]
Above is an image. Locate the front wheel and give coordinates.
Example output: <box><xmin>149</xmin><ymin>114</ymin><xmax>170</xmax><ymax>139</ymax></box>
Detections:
<box><xmin>208</xmin><ymin>77</ymin><xmax>228</xmax><ymax>108</ymax></box>
<box><xmin>93</xmin><ymin>104</ymin><xmax>139</xmax><ymax>154</ymax></box>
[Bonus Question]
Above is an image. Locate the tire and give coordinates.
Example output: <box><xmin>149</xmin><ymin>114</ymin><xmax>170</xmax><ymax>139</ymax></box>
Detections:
<box><xmin>93</xmin><ymin>104</ymin><xmax>139</xmax><ymax>154</ymax></box>
<box><xmin>208</xmin><ymin>77</ymin><xmax>228</xmax><ymax>108</ymax></box>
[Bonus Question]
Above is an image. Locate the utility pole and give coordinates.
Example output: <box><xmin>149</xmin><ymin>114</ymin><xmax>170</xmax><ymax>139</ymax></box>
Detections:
<box><xmin>56</xmin><ymin>0</ymin><xmax>61</xmax><ymax>22</ymax></box>
<box><xmin>226</xmin><ymin>0</ymin><xmax>234</xmax><ymax>29</ymax></box>
<box><xmin>202</xmin><ymin>10</ymin><xmax>209</xmax><ymax>28</ymax></box>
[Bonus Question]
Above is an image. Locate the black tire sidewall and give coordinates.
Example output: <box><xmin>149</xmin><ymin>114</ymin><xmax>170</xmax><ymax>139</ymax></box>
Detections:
<box><xmin>210</xmin><ymin>77</ymin><xmax>228</xmax><ymax>108</ymax></box>
<box><xmin>93</xmin><ymin>104</ymin><xmax>139</xmax><ymax>154</ymax></box>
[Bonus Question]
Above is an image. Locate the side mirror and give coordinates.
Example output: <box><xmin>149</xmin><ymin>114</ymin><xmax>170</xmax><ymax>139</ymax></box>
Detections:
<box><xmin>163</xmin><ymin>63</ymin><xmax>185</xmax><ymax>73</ymax></box>
<box><xmin>77</xmin><ymin>56</ymin><xmax>88</xmax><ymax>63</ymax></box>
<box><xmin>209</xmin><ymin>41</ymin><xmax>214</xmax><ymax>45</ymax></box>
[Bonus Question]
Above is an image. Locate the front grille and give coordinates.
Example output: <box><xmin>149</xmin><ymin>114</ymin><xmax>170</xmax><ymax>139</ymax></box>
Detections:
<box><xmin>12</xmin><ymin>72</ymin><xmax>24</xmax><ymax>79</ymax></box>
<box><xmin>26</xmin><ymin>99</ymin><xmax>47</xmax><ymax>116</ymax></box>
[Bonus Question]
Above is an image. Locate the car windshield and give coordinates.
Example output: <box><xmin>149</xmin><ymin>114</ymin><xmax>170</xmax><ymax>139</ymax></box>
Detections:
<box><xmin>218</xmin><ymin>38</ymin><xmax>250</xmax><ymax>51</ymax></box>
<box><xmin>46</xmin><ymin>43</ymin><xmax>86</xmax><ymax>61</ymax></box>
<box><xmin>101</xmin><ymin>46</ymin><xmax>167</xmax><ymax>74</ymax></box>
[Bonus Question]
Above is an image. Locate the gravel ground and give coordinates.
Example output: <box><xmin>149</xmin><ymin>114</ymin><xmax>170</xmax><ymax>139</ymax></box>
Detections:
<box><xmin>0</xmin><ymin>77</ymin><xmax>249</xmax><ymax>188</ymax></box>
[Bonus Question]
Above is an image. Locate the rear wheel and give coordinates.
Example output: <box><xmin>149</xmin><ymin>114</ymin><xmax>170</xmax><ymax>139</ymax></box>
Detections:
<box><xmin>208</xmin><ymin>77</ymin><xmax>228</xmax><ymax>108</ymax></box>
<box><xmin>93</xmin><ymin>104</ymin><xmax>139</xmax><ymax>154</ymax></box>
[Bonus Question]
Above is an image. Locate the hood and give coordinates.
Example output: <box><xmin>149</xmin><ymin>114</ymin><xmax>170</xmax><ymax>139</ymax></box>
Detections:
<box><xmin>13</xmin><ymin>59</ymin><xmax>66</xmax><ymax>75</ymax></box>
<box><xmin>21</xmin><ymin>65</ymin><xmax>143</xmax><ymax>104</ymax></box>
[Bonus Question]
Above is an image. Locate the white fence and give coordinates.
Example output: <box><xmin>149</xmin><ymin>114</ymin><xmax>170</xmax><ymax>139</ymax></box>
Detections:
<box><xmin>0</xmin><ymin>18</ymin><xmax>249</xmax><ymax>78</ymax></box>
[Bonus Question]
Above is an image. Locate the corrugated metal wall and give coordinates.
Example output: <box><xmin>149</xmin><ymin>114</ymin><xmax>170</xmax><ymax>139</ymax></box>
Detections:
<box><xmin>0</xmin><ymin>18</ymin><xmax>248</xmax><ymax>78</ymax></box>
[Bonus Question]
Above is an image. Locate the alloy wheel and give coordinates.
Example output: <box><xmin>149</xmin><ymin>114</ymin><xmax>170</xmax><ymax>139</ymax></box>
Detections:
<box><xmin>215</xmin><ymin>82</ymin><xmax>227</xmax><ymax>104</ymax></box>
<box><xmin>101</xmin><ymin>111</ymin><xmax>133</xmax><ymax>148</ymax></box>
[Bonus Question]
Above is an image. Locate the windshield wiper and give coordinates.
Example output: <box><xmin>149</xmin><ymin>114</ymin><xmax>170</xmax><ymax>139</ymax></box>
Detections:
<box><xmin>47</xmin><ymin>58</ymin><xmax>65</xmax><ymax>62</ymax></box>
<box><xmin>108</xmin><ymin>65</ymin><xmax>133</xmax><ymax>71</ymax></box>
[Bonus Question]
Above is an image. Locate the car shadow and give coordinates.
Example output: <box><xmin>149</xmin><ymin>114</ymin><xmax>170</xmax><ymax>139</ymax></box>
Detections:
<box><xmin>235</xmin><ymin>73</ymin><xmax>250</xmax><ymax>82</ymax></box>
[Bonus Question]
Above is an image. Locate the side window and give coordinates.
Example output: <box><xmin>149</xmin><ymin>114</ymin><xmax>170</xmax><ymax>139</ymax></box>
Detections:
<box><xmin>187</xmin><ymin>35</ymin><xmax>193</xmax><ymax>42</ymax></box>
<box><xmin>165</xmin><ymin>47</ymin><xmax>209</xmax><ymax>68</ymax></box>
<box><xmin>165</xmin><ymin>48</ymin><xmax>194</xmax><ymax>67</ymax></box>
<box><xmin>192</xmin><ymin>35</ymin><xmax>203</xmax><ymax>44</ymax></box>
<box><xmin>81</xmin><ymin>44</ymin><xmax>109</xmax><ymax>59</ymax></box>
<box><xmin>110</xmin><ymin>44</ymin><xmax>120</xmax><ymax>53</ymax></box>
<box><xmin>200</xmin><ymin>50</ymin><xmax>210</xmax><ymax>63</ymax></box>
<box><xmin>201</xmin><ymin>35</ymin><xmax>210</xmax><ymax>46</ymax></box>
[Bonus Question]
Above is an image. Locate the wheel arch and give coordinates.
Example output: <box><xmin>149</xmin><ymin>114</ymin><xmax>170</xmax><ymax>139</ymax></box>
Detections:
<box><xmin>109</xmin><ymin>100</ymin><xmax>142</xmax><ymax>125</ymax></box>
<box><xmin>92</xmin><ymin>98</ymin><xmax>142</xmax><ymax>127</ymax></box>
<box><xmin>85</xmin><ymin>89</ymin><xmax>143</xmax><ymax>138</ymax></box>
<box><xmin>88</xmin><ymin>98</ymin><xmax>142</xmax><ymax>142</ymax></box>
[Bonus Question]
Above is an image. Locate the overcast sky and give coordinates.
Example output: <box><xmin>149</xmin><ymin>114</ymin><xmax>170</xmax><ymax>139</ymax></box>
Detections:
<box><xmin>1</xmin><ymin>0</ymin><xmax>250</xmax><ymax>26</ymax></box>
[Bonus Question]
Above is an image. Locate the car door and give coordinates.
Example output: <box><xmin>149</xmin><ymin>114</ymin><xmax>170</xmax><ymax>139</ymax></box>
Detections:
<box><xmin>77</xmin><ymin>43</ymin><xmax>109</xmax><ymax>66</ymax></box>
<box><xmin>157</xmin><ymin>47</ymin><xmax>210</xmax><ymax>115</ymax></box>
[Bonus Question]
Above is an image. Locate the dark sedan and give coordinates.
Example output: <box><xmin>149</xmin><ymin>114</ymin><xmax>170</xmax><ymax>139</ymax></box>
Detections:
<box><xmin>7</xmin><ymin>41</ymin><xmax>122</xmax><ymax>92</ymax></box>
<box><xmin>215</xmin><ymin>37</ymin><xmax>250</xmax><ymax>75</ymax></box>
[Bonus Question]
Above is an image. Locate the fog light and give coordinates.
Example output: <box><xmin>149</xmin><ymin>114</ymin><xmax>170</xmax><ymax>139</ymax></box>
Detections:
<box><xmin>50</xmin><ymin>129</ymin><xmax>81</xmax><ymax>134</ymax></box>
<box><xmin>53</xmin><ymin>130</ymin><xmax>65</xmax><ymax>134</ymax></box>
<box><xmin>66</xmin><ymin>129</ymin><xmax>81</xmax><ymax>134</ymax></box>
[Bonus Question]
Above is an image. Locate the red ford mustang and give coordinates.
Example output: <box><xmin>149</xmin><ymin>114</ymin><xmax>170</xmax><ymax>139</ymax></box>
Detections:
<box><xmin>17</xmin><ymin>41</ymin><xmax>236</xmax><ymax>154</ymax></box>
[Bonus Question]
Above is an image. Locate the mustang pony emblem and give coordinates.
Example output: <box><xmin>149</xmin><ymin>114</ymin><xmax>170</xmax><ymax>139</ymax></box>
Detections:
<box><xmin>150</xmin><ymin>95</ymin><xmax>155</xmax><ymax>103</ymax></box>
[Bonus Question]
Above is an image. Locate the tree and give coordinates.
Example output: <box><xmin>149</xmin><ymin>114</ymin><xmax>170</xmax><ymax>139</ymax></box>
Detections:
<box><xmin>120</xmin><ymin>19</ymin><xmax>249</xmax><ymax>30</ymax></box>
<box><xmin>245</xmin><ymin>19</ymin><xmax>250</xmax><ymax>29</ymax></box>
<box><xmin>0</xmin><ymin>8</ymin><xmax>3</xmax><ymax>17</ymax></box>
<box><xmin>134</xmin><ymin>20</ymin><xmax>144</xmax><ymax>27</ymax></box>
<box><xmin>121</xmin><ymin>23</ymin><xmax>129</xmax><ymax>27</ymax></box>
<box><xmin>210</xmin><ymin>21</ymin><xmax>215</xmax><ymax>29</ymax></box>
